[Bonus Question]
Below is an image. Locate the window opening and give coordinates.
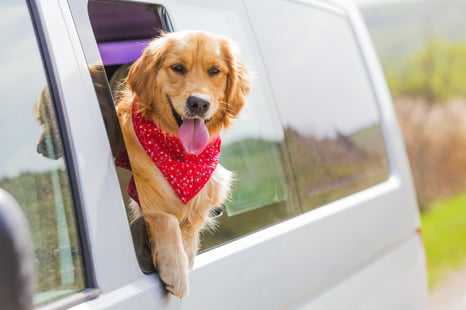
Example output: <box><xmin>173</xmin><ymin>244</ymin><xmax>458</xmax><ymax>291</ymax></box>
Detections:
<box><xmin>87</xmin><ymin>0</ymin><xmax>169</xmax><ymax>272</ymax></box>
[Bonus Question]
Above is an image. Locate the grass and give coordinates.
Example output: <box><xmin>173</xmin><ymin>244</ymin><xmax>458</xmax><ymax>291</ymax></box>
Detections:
<box><xmin>421</xmin><ymin>191</ymin><xmax>466</xmax><ymax>288</ymax></box>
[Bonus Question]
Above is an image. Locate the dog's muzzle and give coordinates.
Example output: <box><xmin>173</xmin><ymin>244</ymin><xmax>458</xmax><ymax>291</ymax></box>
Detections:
<box><xmin>186</xmin><ymin>95</ymin><xmax>210</xmax><ymax>117</ymax></box>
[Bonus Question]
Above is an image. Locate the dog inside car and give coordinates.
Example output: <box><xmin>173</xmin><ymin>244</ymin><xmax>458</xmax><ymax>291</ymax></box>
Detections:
<box><xmin>116</xmin><ymin>30</ymin><xmax>250</xmax><ymax>298</ymax></box>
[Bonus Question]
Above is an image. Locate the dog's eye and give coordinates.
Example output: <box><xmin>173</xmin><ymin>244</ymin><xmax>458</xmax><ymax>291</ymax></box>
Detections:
<box><xmin>208</xmin><ymin>66</ymin><xmax>221</xmax><ymax>76</ymax></box>
<box><xmin>171</xmin><ymin>64</ymin><xmax>186</xmax><ymax>75</ymax></box>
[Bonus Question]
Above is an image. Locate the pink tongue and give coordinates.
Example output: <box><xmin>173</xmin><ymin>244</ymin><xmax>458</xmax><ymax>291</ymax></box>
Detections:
<box><xmin>178</xmin><ymin>119</ymin><xmax>210</xmax><ymax>154</ymax></box>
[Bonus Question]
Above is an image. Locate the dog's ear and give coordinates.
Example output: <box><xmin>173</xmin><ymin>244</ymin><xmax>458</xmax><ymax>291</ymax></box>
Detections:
<box><xmin>125</xmin><ymin>36</ymin><xmax>169</xmax><ymax>112</ymax></box>
<box><xmin>222</xmin><ymin>39</ymin><xmax>251</xmax><ymax>126</ymax></box>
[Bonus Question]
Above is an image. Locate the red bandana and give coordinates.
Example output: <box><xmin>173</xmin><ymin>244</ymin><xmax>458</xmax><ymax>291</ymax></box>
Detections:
<box><xmin>116</xmin><ymin>101</ymin><xmax>221</xmax><ymax>204</ymax></box>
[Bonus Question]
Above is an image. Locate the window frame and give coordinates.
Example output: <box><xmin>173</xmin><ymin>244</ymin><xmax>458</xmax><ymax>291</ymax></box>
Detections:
<box><xmin>27</xmin><ymin>0</ymin><xmax>101</xmax><ymax>308</ymax></box>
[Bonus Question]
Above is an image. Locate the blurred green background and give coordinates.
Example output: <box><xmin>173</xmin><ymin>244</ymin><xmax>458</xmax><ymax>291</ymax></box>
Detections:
<box><xmin>357</xmin><ymin>0</ymin><xmax>466</xmax><ymax>291</ymax></box>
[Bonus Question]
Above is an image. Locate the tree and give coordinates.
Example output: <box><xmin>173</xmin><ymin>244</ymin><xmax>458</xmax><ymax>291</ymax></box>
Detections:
<box><xmin>387</xmin><ymin>38</ymin><xmax>466</xmax><ymax>103</ymax></box>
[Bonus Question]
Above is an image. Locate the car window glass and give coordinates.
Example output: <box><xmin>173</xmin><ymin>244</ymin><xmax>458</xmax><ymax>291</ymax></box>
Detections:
<box><xmin>0</xmin><ymin>2</ymin><xmax>84</xmax><ymax>306</ymax></box>
<box><xmin>246</xmin><ymin>0</ymin><xmax>390</xmax><ymax>211</ymax></box>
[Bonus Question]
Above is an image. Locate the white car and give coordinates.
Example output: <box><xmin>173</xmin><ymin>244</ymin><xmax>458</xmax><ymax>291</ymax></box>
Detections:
<box><xmin>0</xmin><ymin>0</ymin><xmax>428</xmax><ymax>309</ymax></box>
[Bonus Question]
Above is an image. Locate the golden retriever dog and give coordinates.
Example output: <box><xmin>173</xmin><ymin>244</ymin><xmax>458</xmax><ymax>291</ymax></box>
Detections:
<box><xmin>116</xmin><ymin>30</ymin><xmax>250</xmax><ymax>298</ymax></box>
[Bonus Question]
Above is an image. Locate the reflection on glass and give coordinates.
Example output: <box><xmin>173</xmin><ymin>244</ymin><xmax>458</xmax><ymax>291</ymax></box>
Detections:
<box><xmin>0</xmin><ymin>2</ymin><xmax>84</xmax><ymax>306</ymax></box>
<box><xmin>285</xmin><ymin>125</ymin><xmax>389</xmax><ymax>210</ymax></box>
<box><xmin>247</xmin><ymin>0</ymin><xmax>390</xmax><ymax>211</ymax></box>
<box><xmin>221</xmin><ymin>138</ymin><xmax>288</xmax><ymax>216</ymax></box>
<box><xmin>220</xmin><ymin>86</ymin><xmax>289</xmax><ymax>217</ymax></box>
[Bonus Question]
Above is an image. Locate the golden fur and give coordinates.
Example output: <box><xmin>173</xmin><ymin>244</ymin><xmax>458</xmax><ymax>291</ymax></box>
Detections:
<box><xmin>116</xmin><ymin>31</ymin><xmax>250</xmax><ymax>298</ymax></box>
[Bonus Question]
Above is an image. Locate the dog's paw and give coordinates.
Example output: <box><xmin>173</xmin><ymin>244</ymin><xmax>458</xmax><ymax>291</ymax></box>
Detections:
<box><xmin>159</xmin><ymin>265</ymin><xmax>189</xmax><ymax>298</ymax></box>
<box><xmin>157</xmin><ymin>252</ymin><xmax>190</xmax><ymax>298</ymax></box>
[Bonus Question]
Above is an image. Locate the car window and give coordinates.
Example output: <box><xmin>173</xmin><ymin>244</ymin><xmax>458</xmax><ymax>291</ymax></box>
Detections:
<box><xmin>0</xmin><ymin>1</ymin><xmax>84</xmax><ymax>306</ymax></box>
<box><xmin>246</xmin><ymin>0</ymin><xmax>390</xmax><ymax>211</ymax></box>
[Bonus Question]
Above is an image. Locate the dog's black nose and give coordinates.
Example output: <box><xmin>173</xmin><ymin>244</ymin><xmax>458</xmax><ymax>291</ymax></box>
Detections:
<box><xmin>186</xmin><ymin>95</ymin><xmax>210</xmax><ymax>115</ymax></box>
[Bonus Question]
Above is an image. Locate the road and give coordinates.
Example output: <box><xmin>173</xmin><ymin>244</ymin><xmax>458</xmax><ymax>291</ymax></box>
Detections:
<box><xmin>429</xmin><ymin>265</ymin><xmax>466</xmax><ymax>310</ymax></box>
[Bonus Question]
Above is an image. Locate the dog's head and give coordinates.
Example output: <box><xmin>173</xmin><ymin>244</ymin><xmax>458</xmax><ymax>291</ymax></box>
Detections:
<box><xmin>125</xmin><ymin>30</ymin><xmax>250</xmax><ymax>154</ymax></box>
